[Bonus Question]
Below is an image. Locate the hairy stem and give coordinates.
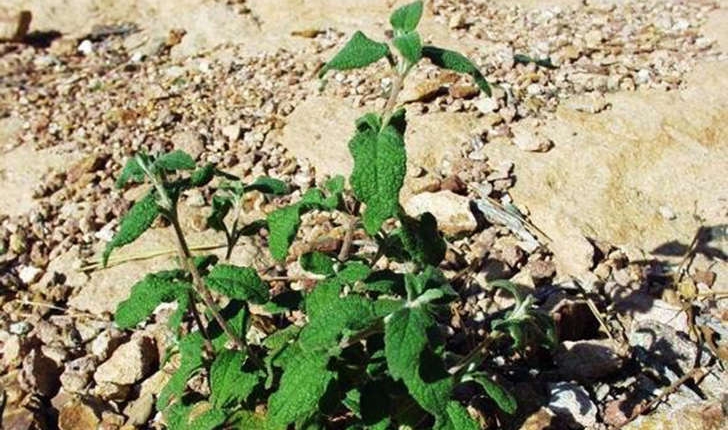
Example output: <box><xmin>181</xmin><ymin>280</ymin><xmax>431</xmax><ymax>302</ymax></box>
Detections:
<box><xmin>381</xmin><ymin>66</ymin><xmax>406</xmax><ymax>128</ymax></box>
<box><xmin>225</xmin><ymin>196</ymin><xmax>244</xmax><ymax>261</ymax></box>
<box><xmin>186</xmin><ymin>290</ymin><xmax>214</xmax><ymax>354</ymax></box>
<box><xmin>449</xmin><ymin>331</ymin><xmax>505</xmax><ymax>379</ymax></box>
<box><xmin>337</xmin><ymin>216</ymin><xmax>357</xmax><ymax>262</ymax></box>
<box><xmin>168</xmin><ymin>213</ymin><xmax>245</xmax><ymax>351</ymax></box>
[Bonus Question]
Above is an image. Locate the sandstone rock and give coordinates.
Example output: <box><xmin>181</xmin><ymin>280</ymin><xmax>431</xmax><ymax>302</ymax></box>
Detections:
<box><xmin>1</xmin><ymin>407</ymin><xmax>37</xmax><ymax>430</ymax></box>
<box><xmin>449</xmin><ymin>83</ymin><xmax>479</xmax><ymax>99</ymax></box>
<box><xmin>59</xmin><ymin>400</ymin><xmax>100</xmax><ymax>430</ymax></box>
<box><xmin>69</xmin><ymin>204</ymin><xmax>256</xmax><ymax>316</ymax></box>
<box><xmin>563</xmin><ymin>92</ymin><xmax>610</xmax><ymax>114</ymax></box>
<box><xmin>60</xmin><ymin>356</ymin><xmax>96</xmax><ymax>393</ymax></box>
<box><xmin>123</xmin><ymin>369</ymin><xmax>171</xmax><ymax>425</ymax></box>
<box><xmin>554</xmin><ymin>339</ymin><xmax>623</xmax><ymax>381</ymax></box>
<box><xmin>95</xmin><ymin>381</ymin><xmax>131</xmax><ymax>402</ymax></box>
<box><xmin>90</xmin><ymin>329</ymin><xmax>126</xmax><ymax>360</ymax></box>
<box><xmin>474</xmin><ymin>97</ymin><xmax>499</xmax><ymax>114</ymax></box>
<box><xmin>39</xmin><ymin>246</ymin><xmax>89</xmax><ymax>290</ymax></box>
<box><xmin>550</xmin><ymin>228</ymin><xmax>595</xmax><ymax>277</ymax></box>
<box><xmin>123</xmin><ymin>393</ymin><xmax>154</xmax><ymax>426</ymax></box>
<box><xmin>481</xmin><ymin>62</ymin><xmax>728</xmax><ymax>275</ymax></box>
<box><xmin>519</xmin><ymin>408</ymin><xmax>559</xmax><ymax>430</ymax></box>
<box><xmin>172</xmin><ymin>131</ymin><xmax>205</xmax><ymax>160</ymax></box>
<box><xmin>277</xmin><ymin>96</ymin><xmax>482</xmax><ymax>184</ymax></box>
<box><xmin>510</xmin><ymin>121</ymin><xmax>553</xmax><ymax>152</ymax></box>
<box><xmin>94</xmin><ymin>336</ymin><xmax>158</xmax><ymax>386</ymax></box>
<box><xmin>403</xmin><ymin>191</ymin><xmax>477</xmax><ymax>236</ymax></box>
<box><xmin>400</xmin><ymin>80</ymin><xmax>444</xmax><ymax>103</ymax></box>
<box><xmin>221</xmin><ymin>123</ymin><xmax>242</xmax><ymax>142</ymax></box>
<box><xmin>623</xmin><ymin>401</ymin><xmax>726</xmax><ymax>430</ymax></box>
<box><xmin>547</xmin><ymin>381</ymin><xmax>597</xmax><ymax>428</ymax></box>
<box><xmin>20</xmin><ymin>349</ymin><xmax>62</xmax><ymax>397</ymax></box>
<box><xmin>1</xmin><ymin>334</ymin><xmax>22</xmax><ymax>367</ymax></box>
<box><xmin>0</xmin><ymin>133</ymin><xmax>82</xmax><ymax>218</ymax></box>
<box><xmin>67</xmin><ymin>153</ymin><xmax>108</xmax><ymax>183</ymax></box>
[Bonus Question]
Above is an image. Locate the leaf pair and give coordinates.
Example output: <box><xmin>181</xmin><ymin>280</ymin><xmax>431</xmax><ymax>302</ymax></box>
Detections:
<box><xmin>490</xmin><ymin>280</ymin><xmax>557</xmax><ymax>350</ymax></box>
<box><xmin>208</xmin><ymin>176</ymin><xmax>289</xmax><ymax>259</ymax></box>
<box><xmin>116</xmin><ymin>150</ymin><xmax>196</xmax><ymax>189</ymax></box>
<box><xmin>104</xmin><ymin>151</ymin><xmax>216</xmax><ymax>266</ymax></box>
<box><xmin>320</xmin><ymin>1</ymin><xmax>490</xmax><ymax>95</ymax></box>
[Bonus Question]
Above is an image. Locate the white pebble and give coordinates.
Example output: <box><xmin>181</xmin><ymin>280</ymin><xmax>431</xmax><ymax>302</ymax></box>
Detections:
<box><xmin>636</xmin><ymin>69</ymin><xmax>651</xmax><ymax>84</ymax></box>
<box><xmin>9</xmin><ymin>321</ymin><xmax>32</xmax><ymax>335</ymax></box>
<box><xmin>77</xmin><ymin>40</ymin><xmax>94</xmax><ymax>56</ymax></box>
<box><xmin>658</xmin><ymin>206</ymin><xmax>676</xmax><ymax>220</ymax></box>
<box><xmin>19</xmin><ymin>265</ymin><xmax>43</xmax><ymax>284</ymax></box>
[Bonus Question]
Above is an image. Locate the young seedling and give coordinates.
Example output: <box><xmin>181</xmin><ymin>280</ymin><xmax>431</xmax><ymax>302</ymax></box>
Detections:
<box><xmin>103</xmin><ymin>2</ymin><xmax>556</xmax><ymax>428</ymax></box>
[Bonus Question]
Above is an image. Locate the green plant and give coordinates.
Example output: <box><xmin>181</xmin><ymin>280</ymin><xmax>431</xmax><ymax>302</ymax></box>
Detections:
<box><xmin>105</xmin><ymin>2</ymin><xmax>556</xmax><ymax>428</ymax></box>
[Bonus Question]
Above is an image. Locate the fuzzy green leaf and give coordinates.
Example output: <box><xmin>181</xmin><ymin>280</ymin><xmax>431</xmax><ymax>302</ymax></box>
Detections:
<box><xmin>190</xmin><ymin>163</ymin><xmax>216</xmax><ymax>187</ymax></box>
<box><xmin>393</xmin><ymin>31</ymin><xmax>422</xmax><ymax>64</ymax></box>
<box><xmin>422</xmin><ymin>46</ymin><xmax>491</xmax><ymax>96</ymax></box>
<box><xmin>349</xmin><ymin>112</ymin><xmax>406</xmax><ymax>234</ymax></box>
<box><xmin>468</xmin><ymin>372</ymin><xmax>517</xmax><ymax>415</ymax></box>
<box><xmin>209</xmin><ymin>300</ymin><xmax>249</xmax><ymax>351</ymax></box>
<box><xmin>319</xmin><ymin>31</ymin><xmax>390</xmax><ymax>78</ymax></box>
<box><xmin>155</xmin><ymin>150</ymin><xmax>196</xmax><ymax>171</ymax></box>
<box><xmin>158</xmin><ymin>332</ymin><xmax>205</xmax><ymax>409</ymax></box>
<box><xmin>385</xmin><ymin>307</ymin><xmax>453</xmax><ymax>416</ymax></box>
<box><xmin>390</xmin><ymin>1</ymin><xmax>424</xmax><ymax>32</ymax></box>
<box><xmin>205</xmin><ymin>264</ymin><xmax>269</xmax><ymax>304</ymax></box>
<box><xmin>267</xmin><ymin>188</ymin><xmax>340</xmax><ymax>261</ymax></box>
<box><xmin>268</xmin><ymin>351</ymin><xmax>334</xmax><ymax>426</ymax></box>
<box><xmin>299</xmin><ymin>280</ymin><xmax>380</xmax><ymax>349</ymax></box>
<box><xmin>210</xmin><ymin>350</ymin><xmax>261</xmax><ymax>409</ymax></box>
<box><xmin>245</xmin><ymin>177</ymin><xmax>289</xmax><ymax>195</ymax></box>
<box><xmin>267</xmin><ymin>205</ymin><xmax>303</xmax><ymax>261</ymax></box>
<box><xmin>300</xmin><ymin>252</ymin><xmax>336</xmax><ymax>277</ymax></box>
<box><xmin>229</xmin><ymin>410</ymin><xmax>280</xmax><ymax>430</ymax></box>
<box><xmin>103</xmin><ymin>192</ymin><xmax>160</xmax><ymax>266</ymax></box>
<box><xmin>167</xmin><ymin>291</ymin><xmax>191</xmax><ymax>330</ymax></box>
<box><xmin>404</xmin><ymin>266</ymin><xmax>456</xmax><ymax>304</ymax></box>
<box><xmin>433</xmin><ymin>402</ymin><xmax>480</xmax><ymax>430</ymax></box>
<box><xmin>324</xmin><ymin>175</ymin><xmax>345</xmax><ymax>195</ymax></box>
<box><xmin>208</xmin><ymin>195</ymin><xmax>233</xmax><ymax>234</ymax></box>
<box><xmin>166</xmin><ymin>402</ymin><xmax>226</xmax><ymax>430</ymax></box>
<box><xmin>116</xmin><ymin>157</ymin><xmax>146</xmax><ymax>188</ymax></box>
<box><xmin>114</xmin><ymin>272</ymin><xmax>191</xmax><ymax>329</ymax></box>
<box><xmin>358</xmin><ymin>270</ymin><xmax>405</xmax><ymax>295</ymax></box>
<box><xmin>336</xmin><ymin>261</ymin><xmax>372</xmax><ymax>284</ymax></box>
<box><xmin>398</xmin><ymin>212</ymin><xmax>446</xmax><ymax>266</ymax></box>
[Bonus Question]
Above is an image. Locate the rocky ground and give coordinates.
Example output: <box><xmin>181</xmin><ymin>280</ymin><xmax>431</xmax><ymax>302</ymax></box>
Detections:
<box><xmin>0</xmin><ymin>0</ymin><xmax>727</xmax><ymax>429</ymax></box>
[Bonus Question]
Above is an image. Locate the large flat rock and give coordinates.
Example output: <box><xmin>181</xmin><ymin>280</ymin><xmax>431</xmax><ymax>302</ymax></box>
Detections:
<box><xmin>482</xmin><ymin>61</ymin><xmax>728</xmax><ymax>274</ymax></box>
<box><xmin>0</xmin><ymin>118</ymin><xmax>82</xmax><ymax>218</ymax></box>
<box><xmin>277</xmin><ymin>95</ymin><xmax>480</xmax><ymax>184</ymax></box>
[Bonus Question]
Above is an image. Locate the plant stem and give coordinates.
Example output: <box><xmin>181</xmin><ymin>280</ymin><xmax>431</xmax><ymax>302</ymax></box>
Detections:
<box><xmin>225</xmin><ymin>196</ymin><xmax>244</xmax><ymax>261</ymax></box>
<box><xmin>381</xmin><ymin>66</ymin><xmax>406</xmax><ymax>128</ymax></box>
<box><xmin>449</xmin><ymin>331</ymin><xmax>505</xmax><ymax>379</ymax></box>
<box><xmin>337</xmin><ymin>215</ymin><xmax>357</xmax><ymax>262</ymax></box>
<box><xmin>168</xmin><ymin>211</ymin><xmax>245</xmax><ymax>351</ymax></box>
<box><xmin>187</xmin><ymin>290</ymin><xmax>214</xmax><ymax>354</ymax></box>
